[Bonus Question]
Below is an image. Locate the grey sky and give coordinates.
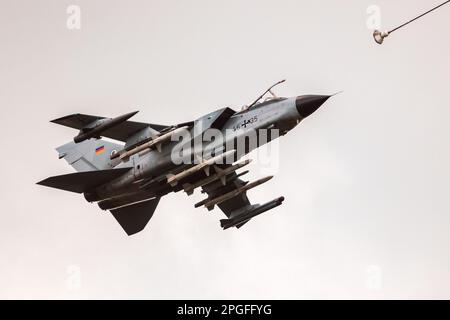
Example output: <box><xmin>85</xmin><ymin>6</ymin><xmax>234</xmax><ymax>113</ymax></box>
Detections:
<box><xmin>0</xmin><ymin>0</ymin><xmax>449</xmax><ymax>299</ymax></box>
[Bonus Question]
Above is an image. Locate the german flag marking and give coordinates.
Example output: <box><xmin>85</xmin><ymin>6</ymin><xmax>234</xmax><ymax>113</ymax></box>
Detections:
<box><xmin>95</xmin><ymin>145</ymin><xmax>105</xmax><ymax>155</ymax></box>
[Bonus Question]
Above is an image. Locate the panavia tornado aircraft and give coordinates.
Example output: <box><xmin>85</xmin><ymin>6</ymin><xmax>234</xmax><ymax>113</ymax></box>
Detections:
<box><xmin>37</xmin><ymin>80</ymin><xmax>332</xmax><ymax>235</ymax></box>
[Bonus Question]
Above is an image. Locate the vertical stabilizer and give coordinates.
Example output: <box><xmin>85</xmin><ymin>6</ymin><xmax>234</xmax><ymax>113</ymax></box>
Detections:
<box><xmin>56</xmin><ymin>139</ymin><xmax>123</xmax><ymax>171</ymax></box>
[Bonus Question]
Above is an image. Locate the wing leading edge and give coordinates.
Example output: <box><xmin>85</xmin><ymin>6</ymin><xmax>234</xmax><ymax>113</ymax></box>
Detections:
<box><xmin>50</xmin><ymin>113</ymin><xmax>169</xmax><ymax>142</ymax></box>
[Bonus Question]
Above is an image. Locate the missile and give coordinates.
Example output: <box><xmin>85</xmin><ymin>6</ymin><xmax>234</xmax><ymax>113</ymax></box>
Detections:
<box><xmin>182</xmin><ymin>159</ymin><xmax>252</xmax><ymax>195</ymax></box>
<box><xmin>195</xmin><ymin>175</ymin><xmax>273</xmax><ymax>210</ymax></box>
<box><xmin>74</xmin><ymin>111</ymin><xmax>139</xmax><ymax>143</ymax></box>
<box><xmin>117</xmin><ymin>126</ymin><xmax>189</xmax><ymax>160</ymax></box>
<box><xmin>166</xmin><ymin>150</ymin><xmax>236</xmax><ymax>187</ymax></box>
<box><xmin>220</xmin><ymin>196</ymin><xmax>285</xmax><ymax>230</ymax></box>
<box><xmin>200</xmin><ymin>170</ymin><xmax>249</xmax><ymax>194</ymax></box>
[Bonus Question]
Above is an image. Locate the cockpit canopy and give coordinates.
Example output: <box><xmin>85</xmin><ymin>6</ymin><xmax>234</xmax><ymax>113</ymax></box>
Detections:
<box><xmin>239</xmin><ymin>97</ymin><xmax>287</xmax><ymax>112</ymax></box>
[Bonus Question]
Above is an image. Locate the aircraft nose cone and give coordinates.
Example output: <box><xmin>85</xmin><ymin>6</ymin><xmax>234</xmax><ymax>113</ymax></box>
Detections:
<box><xmin>296</xmin><ymin>95</ymin><xmax>330</xmax><ymax>118</ymax></box>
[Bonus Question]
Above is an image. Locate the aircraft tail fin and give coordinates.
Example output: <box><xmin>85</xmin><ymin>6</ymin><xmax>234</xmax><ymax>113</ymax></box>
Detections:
<box><xmin>36</xmin><ymin>168</ymin><xmax>131</xmax><ymax>193</ymax></box>
<box><xmin>56</xmin><ymin>139</ymin><xmax>123</xmax><ymax>172</ymax></box>
<box><xmin>110</xmin><ymin>198</ymin><xmax>160</xmax><ymax>235</ymax></box>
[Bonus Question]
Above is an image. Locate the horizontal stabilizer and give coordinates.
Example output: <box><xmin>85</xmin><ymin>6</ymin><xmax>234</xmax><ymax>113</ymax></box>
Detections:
<box><xmin>36</xmin><ymin>168</ymin><xmax>131</xmax><ymax>193</ymax></box>
<box><xmin>110</xmin><ymin>198</ymin><xmax>160</xmax><ymax>235</ymax></box>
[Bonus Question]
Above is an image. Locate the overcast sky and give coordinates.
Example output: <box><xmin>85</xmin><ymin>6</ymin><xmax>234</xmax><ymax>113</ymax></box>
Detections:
<box><xmin>1</xmin><ymin>0</ymin><xmax>449</xmax><ymax>299</ymax></box>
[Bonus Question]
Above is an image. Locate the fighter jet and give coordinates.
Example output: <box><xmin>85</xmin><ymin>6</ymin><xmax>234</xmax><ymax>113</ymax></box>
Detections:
<box><xmin>37</xmin><ymin>80</ymin><xmax>332</xmax><ymax>235</ymax></box>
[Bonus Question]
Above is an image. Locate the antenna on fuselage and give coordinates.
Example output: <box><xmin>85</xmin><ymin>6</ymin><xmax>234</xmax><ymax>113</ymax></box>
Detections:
<box><xmin>247</xmin><ymin>79</ymin><xmax>286</xmax><ymax>109</ymax></box>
